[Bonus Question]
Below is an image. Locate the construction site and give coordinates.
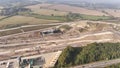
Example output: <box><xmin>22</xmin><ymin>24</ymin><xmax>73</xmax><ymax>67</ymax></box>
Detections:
<box><xmin>0</xmin><ymin>20</ymin><xmax>120</xmax><ymax>68</ymax></box>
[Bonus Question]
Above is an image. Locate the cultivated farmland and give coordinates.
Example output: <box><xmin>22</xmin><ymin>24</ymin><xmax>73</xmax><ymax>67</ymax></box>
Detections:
<box><xmin>102</xmin><ymin>9</ymin><xmax>120</xmax><ymax>17</ymax></box>
<box><xmin>25</xmin><ymin>3</ymin><xmax>52</xmax><ymax>9</ymax></box>
<box><xmin>25</xmin><ymin>4</ymin><xmax>68</xmax><ymax>16</ymax></box>
<box><xmin>0</xmin><ymin>16</ymin><xmax>5</xmax><ymax>19</ymax></box>
<box><xmin>0</xmin><ymin>15</ymin><xmax>59</xmax><ymax>29</ymax></box>
<box><xmin>31</xmin><ymin>9</ymin><xmax>67</xmax><ymax>16</ymax></box>
<box><xmin>43</xmin><ymin>4</ymin><xmax>108</xmax><ymax>16</ymax></box>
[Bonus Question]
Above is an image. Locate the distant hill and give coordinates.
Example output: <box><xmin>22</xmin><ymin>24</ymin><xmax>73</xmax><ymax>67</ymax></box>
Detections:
<box><xmin>0</xmin><ymin>0</ymin><xmax>41</xmax><ymax>7</ymax></box>
<box><xmin>0</xmin><ymin>0</ymin><xmax>120</xmax><ymax>9</ymax></box>
<box><xmin>45</xmin><ymin>0</ymin><xmax>120</xmax><ymax>9</ymax></box>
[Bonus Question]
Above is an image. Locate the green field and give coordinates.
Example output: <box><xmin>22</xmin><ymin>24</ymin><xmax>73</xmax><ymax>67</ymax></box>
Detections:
<box><xmin>19</xmin><ymin>12</ymin><xmax>68</xmax><ymax>22</ymax></box>
<box><xmin>19</xmin><ymin>12</ymin><xmax>114</xmax><ymax>22</ymax></box>
<box><xmin>28</xmin><ymin>13</ymin><xmax>67</xmax><ymax>21</ymax></box>
<box><xmin>0</xmin><ymin>13</ymin><xmax>113</xmax><ymax>29</ymax></box>
<box><xmin>66</xmin><ymin>13</ymin><xmax>114</xmax><ymax>21</ymax></box>
<box><xmin>79</xmin><ymin>14</ymin><xmax>113</xmax><ymax>21</ymax></box>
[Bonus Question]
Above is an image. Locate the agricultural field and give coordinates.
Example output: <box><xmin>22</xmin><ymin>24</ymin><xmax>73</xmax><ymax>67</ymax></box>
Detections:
<box><xmin>0</xmin><ymin>4</ymin><xmax>115</xmax><ymax>30</ymax></box>
<box><xmin>25</xmin><ymin>4</ymin><xmax>68</xmax><ymax>16</ymax></box>
<box><xmin>23</xmin><ymin>13</ymin><xmax>68</xmax><ymax>22</ymax></box>
<box><xmin>101</xmin><ymin>9</ymin><xmax>120</xmax><ymax>17</ymax></box>
<box><xmin>43</xmin><ymin>4</ymin><xmax>108</xmax><ymax>16</ymax></box>
<box><xmin>25</xmin><ymin>3</ymin><xmax>52</xmax><ymax>9</ymax></box>
<box><xmin>79</xmin><ymin>14</ymin><xmax>113</xmax><ymax>21</ymax></box>
<box><xmin>19</xmin><ymin>12</ymin><xmax>113</xmax><ymax>22</ymax></box>
<box><xmin>0</xmin><ymin>28</ymin><xmax>22</xmax><ymax>36</ymax></box>
<box><xmin>0</xmin><ymin>15</ymin><xmax>59</xmax><ymax>29</ymax></box>
<box><xmin>0</xmin><ymin>16</ymin><xmax>5</xmax><ymax>19</ymax></box>
<box><xmin>31</xmin><ymin>9</ymin><xmax>67</xmax><ymax>16</ymax></box>
<box><xmin>25</xmin><ymin>3</ymin><xmax>109</xmax><ymax>16</ymax></box>
<box><xmin>21</xmin><ymin>4</ymin><xmax>115</xmax><ymax>23</ymax></box>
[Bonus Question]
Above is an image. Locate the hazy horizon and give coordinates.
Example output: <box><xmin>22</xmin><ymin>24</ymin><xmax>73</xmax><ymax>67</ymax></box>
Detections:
<box><xmin>0</xmin><ymin>0</ymin><xmax>120</xmax><ymax>4</ymax></box>
<box><xmin>88</xmin><ymin>0</ymin><xmax>120</xmax><ymax>3</ymax></box>
<box><xmin>50</xmin><ymin>0</ymin><xmax>120</xmax><ymax>4</ymax></box>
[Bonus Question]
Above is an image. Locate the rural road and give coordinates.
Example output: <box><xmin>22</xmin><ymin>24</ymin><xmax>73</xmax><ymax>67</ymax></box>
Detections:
<box><xmin>73</xmin><ymin>58</ymin><xmax>120</xmax><ymax>68</ymax></box>
<box><xmin>0</xmin><ymin>23</ymin><xmax>68</xmax><ymax>32</ymax></box>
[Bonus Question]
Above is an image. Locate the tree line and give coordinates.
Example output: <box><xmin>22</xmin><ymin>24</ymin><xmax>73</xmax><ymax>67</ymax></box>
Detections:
<box><xmin>0</xmin><ymin>7</ymin><xmax>31</xmax><ymax>16</ymax></box>
<box><xmin>55</xmin><ymin>43</ymin><xmax>120</xmax><ymax>68</ymax></box>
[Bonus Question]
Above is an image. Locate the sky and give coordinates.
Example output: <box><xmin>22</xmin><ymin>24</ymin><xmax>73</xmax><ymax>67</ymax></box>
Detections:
<box><xmin>88</xmin><ymin>0</ymin><xmax>120</xmax><ymax>3</ymax></box>
<box><xmin>56</xmin><ymin>0</ymin><xmax>120</xmax><ymax>4</ymax></box>
<box><xmin>0</xmin><ymin>0</ymin><xmax>120</xmax><ymax>4</ymax></box>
